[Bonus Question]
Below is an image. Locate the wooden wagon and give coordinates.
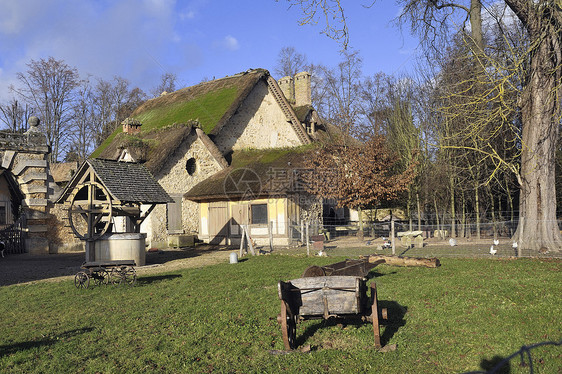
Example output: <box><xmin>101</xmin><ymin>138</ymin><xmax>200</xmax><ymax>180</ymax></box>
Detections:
<box><xmin>277</xmin><ymin>275</ymin><xmax>387</xmax><ymax>350</ymax></box>
<box><xmin>74</xmin><ymin>260</ymin><xmax>137</xmax><ymax>289</ymax></box>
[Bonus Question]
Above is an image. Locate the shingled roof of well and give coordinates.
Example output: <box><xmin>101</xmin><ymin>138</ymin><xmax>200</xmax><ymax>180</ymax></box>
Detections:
<box><xmin>86</xmin><ymin>159</ymin><xmax>172</xmax><ymax>204</ymax></box>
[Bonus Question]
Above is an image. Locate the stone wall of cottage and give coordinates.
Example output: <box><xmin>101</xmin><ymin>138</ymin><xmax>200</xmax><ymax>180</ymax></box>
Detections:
<box><xmin>145</xmin><ymin>132</ymin><xmax>224</xmax><ymax>247</ymax></box>
<box><xmin>214</xmin><ymin>80</ymin><xmax>304</xmax><ymax>153</ymax></box>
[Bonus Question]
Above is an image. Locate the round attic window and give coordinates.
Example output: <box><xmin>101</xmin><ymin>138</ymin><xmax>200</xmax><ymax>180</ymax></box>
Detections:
<box><xmin>186</xmin><ymin>158</ymin><xmax>197</xmax><ymax>175</ymax></box>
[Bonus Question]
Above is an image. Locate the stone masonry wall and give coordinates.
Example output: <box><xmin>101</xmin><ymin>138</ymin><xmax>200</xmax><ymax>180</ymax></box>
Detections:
<box><xmin>146</xmin><ymin>131</ymin><xmax>225</xmax><ymax>246</ymax></box>
<box><xmin>214</xmin><ymin>80</ymin><xmax>304</xmax><ymax>154</ymax></box>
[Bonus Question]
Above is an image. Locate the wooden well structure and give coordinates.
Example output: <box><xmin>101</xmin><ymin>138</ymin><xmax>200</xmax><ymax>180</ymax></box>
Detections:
<box><xmin>56</xmin><ymin>158</ymin><xmax>172</xmax><ymax>262</ymax></box>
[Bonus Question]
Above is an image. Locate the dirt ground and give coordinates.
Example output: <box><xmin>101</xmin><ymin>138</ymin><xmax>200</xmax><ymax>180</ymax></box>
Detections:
<box><xmin>1</xmin><ymin>236</ymin><xmax>559</xmax><ymax>287</ymax></box>
<box><xmin>0</xmin><ymin>246</ymin><xmax>232</xmax><ymax>287</ymax></box>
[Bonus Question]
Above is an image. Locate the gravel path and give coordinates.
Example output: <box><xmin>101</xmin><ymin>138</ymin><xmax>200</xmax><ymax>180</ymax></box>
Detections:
<box><xmin>0</xmin><ymin>246</ymin><xmax>232</xmax><ymax>287</ymax></box>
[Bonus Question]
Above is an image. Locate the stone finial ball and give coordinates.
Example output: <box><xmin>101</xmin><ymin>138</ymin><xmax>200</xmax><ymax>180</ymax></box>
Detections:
<box><xmin>28</xmin><ymin>116</ymin><xmax>40</xmax><ymax>128</ymax></box>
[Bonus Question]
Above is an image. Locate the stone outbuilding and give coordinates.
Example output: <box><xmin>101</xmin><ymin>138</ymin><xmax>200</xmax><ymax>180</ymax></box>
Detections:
<box><xmin>93</xmin><ymin>69</ymin><xmax>346</xmax><ymax>248</ymax></box>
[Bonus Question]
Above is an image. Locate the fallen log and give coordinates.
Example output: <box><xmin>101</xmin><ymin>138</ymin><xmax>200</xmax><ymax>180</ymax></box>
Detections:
<box><xmin>302</xmin><ymin>259</ymin><xmax>386</xmax><ymax>277</ymax></box>
<box><xmin>361</xmin><ymin>255</ymin><xmax>440</xmax><ymax>268</ymax></box>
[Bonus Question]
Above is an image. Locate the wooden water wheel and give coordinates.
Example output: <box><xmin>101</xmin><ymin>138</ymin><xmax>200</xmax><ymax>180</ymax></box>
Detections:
<box><xmin>67</xmin><ymin>181</ymin><xmax>113</xmax><ymax>241</ymax></box>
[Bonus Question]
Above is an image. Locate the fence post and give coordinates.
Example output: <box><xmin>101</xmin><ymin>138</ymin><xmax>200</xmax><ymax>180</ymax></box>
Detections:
<box><xmin>268</xmin><ymin>221</ymin><xmax>273</xmax><ymax>252</ymax></box>
<box><xmin>301</xmin><ymin>221</ymin><xmax>304</xmax><ymax>244</ymax></box>
<box><xmin>391</xmin><ymin>220</ymin><xmax>396</xmax><ymax>255</ymax></box>
<box><xmin>517</xmin><ymin>217</ymin><xmax>523</xmax><ymax>257</ymax></box>
<box><xmin>306</xmin><ymin>221</ymin><xmax>310</xmax><ymax>257</ymax></box>
<box><xmin>239</xmin><ymin>225</ymin><xmax>246</xmax><ymax>257</ymax></box>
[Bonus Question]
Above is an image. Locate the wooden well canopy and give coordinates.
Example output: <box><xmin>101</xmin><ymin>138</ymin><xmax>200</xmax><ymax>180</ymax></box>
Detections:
<box><xmin>56</xmin><ymin>158</ymin><xmax>172</xmax><ymax>241</ymax></box>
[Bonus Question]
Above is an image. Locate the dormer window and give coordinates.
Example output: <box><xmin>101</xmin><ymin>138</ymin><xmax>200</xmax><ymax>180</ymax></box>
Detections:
<box><xmin>118</xmin><ymin>149</ymin><xmax>136</xmax><ymax>163</ymax></box>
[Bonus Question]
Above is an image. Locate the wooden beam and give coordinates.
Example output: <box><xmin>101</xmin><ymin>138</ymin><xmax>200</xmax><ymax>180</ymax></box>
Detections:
<box><xmin>362</xmin><ymin>255</ymin><xmax>440</xmax><ymax>268</ymax></box>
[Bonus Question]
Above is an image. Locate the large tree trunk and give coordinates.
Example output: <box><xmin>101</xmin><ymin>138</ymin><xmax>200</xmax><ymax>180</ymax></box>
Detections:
<box><xmin>449</xmin><ymin>174</ymin><xmax>456</xmax><ymax>238</ymax></box>
<box><xmin>512</xmin><ymin>17</ymin><xmax>562</xmax><ymax>251</ymax></box>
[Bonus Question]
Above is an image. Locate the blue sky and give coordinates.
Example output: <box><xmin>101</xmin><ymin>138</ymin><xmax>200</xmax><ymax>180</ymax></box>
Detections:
<box><xmin>0</xmin><ymin>0</ymin><xmax>420</xmax><ymax>100</ymax></box>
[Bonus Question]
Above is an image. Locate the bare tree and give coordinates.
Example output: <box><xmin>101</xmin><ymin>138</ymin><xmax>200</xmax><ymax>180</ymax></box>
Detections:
<box><xmin>110</xmin><ymin>76</ymin><xmax>146</xmax><ymax>132</ymax></box>
<box><xmin>317</xmin><ymin>50</ymin><xmax>363</xmax><ymax>138</ymax></box>
<box><xmin>357</xmin><ymin>72</ymin><xmax>394</xmax><ymax>138</ymax></box>
<box><xmin>285</xmin><ymin>0</ymin><xmax>562</xmax><ymax>251</ymax></box>
<box><xmin>11</xmin><ymin>57</ymin><xmax>80</xmax><ymax>162</ymax></box>
<box><xmin>91</xmin><ymin>78</ymin><xmax>115</xmax><ymax>147</ymax></box>
<box><xmin>0</xmin><ymin>98</ymin><xmax>32</xmax><ymax>132</ymax></box>
<box><xmin>274</xmin><ymin>47</ymin><xmax>309</xmax><ymax>77</ymax></box>
<box><xmin>69</xmin><ymin>78</ymin><xmax>96</xmax><ymax>162</ymax></box>
<box><xmin>151</xmin><ymin>72</ymin><xmax>177</xmax><ymax>98</ymax></box>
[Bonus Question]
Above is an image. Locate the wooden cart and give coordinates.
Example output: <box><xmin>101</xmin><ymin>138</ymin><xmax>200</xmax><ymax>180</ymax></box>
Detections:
<box><xmin>74</xmin><ymin>260</ymin><xmax>137</xmax><ymax>289</ymax></box>
<box><xmin>277</xmin><ymin>275</ymin><xmax>387</xmax><ymax>350</ymax></box>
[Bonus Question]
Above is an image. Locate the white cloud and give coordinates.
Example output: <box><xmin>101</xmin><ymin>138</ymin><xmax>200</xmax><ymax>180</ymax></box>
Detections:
<box><xmin>0</xmin><ymin>0</ymin><xmax>196</xmax><ymax>100</ymax></box>
<box><xmin>219</xmin><ymin>35</ymin><xmax>240</xmax><ymax>51</ymax></box>
<box><xmin>180</xmin><ymin>10</ymin><xmax>196</xmax><ymax>20</ymax></box>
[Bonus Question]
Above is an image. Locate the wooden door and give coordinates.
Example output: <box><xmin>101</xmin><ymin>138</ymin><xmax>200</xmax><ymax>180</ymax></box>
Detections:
<box><xmin>230</xmin><ymin>203</ymin><xmax>249</xmax><ymax>236</ymax></box>
<box><xmin>167</xmin><ymin>195</ymin><xmax>183</xmax><ymax>234</ymax></box>
<box><xmin>208</xmin><ymin>202</ymin><xmax>228</xmax><ymax>245</ymax></box>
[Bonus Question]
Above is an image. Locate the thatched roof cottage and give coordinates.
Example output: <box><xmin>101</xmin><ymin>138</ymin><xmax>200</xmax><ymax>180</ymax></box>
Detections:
<box><xmin>93</xmin><ymin>69</ymin><xmax>345</xmax><ymax>247</ymax></box>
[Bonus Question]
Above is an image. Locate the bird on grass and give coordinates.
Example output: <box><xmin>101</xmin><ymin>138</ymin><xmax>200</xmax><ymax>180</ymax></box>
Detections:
<box><xmin>489</xmin><ymin>245</ymin><xmax>497</xmax><ymax>255</ymax></box>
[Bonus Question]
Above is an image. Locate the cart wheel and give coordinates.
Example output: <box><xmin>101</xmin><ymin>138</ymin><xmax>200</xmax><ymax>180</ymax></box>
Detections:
<box><xmin>110</xmin><ymin>267</ymin><xmax>122</xmax><ymax>285</ymax></box>
<box><xmin>280</xmin><ymin>300</ymin><xmax>297</xmax><ymax>350</ymax></box>
<box><xmin>123</xmin><ymin>267</ymin><xmax>136</xmax><ymax>286</ymax></box>
<box><xmin>74</xmin><ymin>272</ymin><xmax>90</xmax><ymax>289</ymax></box>
<box><xmin>111</xmin><ymin>266</ymin><xmax>136</xmax><ymax>286</ymax></box>
<box><xmin>93</xmin><ymin>270</ymin><xmax>109</xmax><ymax>286</ymax></box>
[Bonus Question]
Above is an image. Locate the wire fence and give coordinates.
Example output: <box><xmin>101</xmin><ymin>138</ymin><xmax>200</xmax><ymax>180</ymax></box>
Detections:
<box><xmin>286</xmin><ymin>219</ymin><xmax>562</xmax><ymax>258</ymax></box>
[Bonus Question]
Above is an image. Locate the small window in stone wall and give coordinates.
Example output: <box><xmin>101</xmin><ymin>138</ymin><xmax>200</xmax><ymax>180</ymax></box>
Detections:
<box><xmin>186</xmin><ymin>157</ymin><xmax>197</xmax><ymax>175</ymax></box>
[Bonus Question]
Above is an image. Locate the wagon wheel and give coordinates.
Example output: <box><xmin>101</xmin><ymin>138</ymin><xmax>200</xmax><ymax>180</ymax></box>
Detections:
<box><xmin>68</xmin><ymin>182</ymin><xmax>113</xmax><ymax>241</ymax></box>
<box><xmin>123</xmin><ymin>267</ymin><xmax>137</xmax><ymax>286</ymax></box>
<box><xmin>280</xmin><ymin>300</ymin><xmax>297</xmax><ymax>350</ymax></box>
<box><xmin>74</xmin><ymin>271</ymin><xmax>90</xmax><ymax>289</ymax></box>
<box><xmin>93</xmin><ymin>269</ymin><xmax>109</xmax><ymax>286</ymax></box>
<box><xmin>110</xmin><ymin>267</ymin><xmax>123</xmax><ymax>285</ymax></box>
<box><xmin>111</xmin><ymin>266</ymin><xmax>136</xmax><ymax>286</ymax></box>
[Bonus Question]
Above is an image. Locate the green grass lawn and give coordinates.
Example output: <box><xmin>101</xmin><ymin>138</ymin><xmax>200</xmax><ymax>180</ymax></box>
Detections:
<box><xmin>0</xmin><ymin>255</ymin><xmax>560</xmax><ymax>373</ymax></box>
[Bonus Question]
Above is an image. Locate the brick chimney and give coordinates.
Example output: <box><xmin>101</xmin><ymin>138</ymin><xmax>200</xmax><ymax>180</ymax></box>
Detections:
<box><xmin>278</xmin><ymin>76</ymin><xmax>295</xmax><ymax>104</ymax></box>
<box><xmin>294</xmin><ymin>71</ymin><xmax>311</xmax><ymax>107</ymax></box>
<box><xmin>122</xmin><ymin>118</ymin><xmax>142</xmax><ymax>135</ymax></box>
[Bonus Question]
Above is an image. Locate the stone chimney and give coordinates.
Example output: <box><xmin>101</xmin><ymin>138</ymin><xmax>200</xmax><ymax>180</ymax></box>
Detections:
<box><xmin>294</xmin><ymin>71</ymin><xmax>311</xmax><ymax>107</ymax></box>
<box><xmin>122</xmin><ymin>118</ymin><xmax>142</xmax><ymax>135</ymax></box>
<box><xmin>278</xmin><ymin>76</ymin><xmax>295</xmax><ymax>104</ymax></box>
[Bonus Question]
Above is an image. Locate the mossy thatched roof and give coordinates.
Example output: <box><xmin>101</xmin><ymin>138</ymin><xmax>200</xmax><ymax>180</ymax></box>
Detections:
<box><xmin>96</xmin><ymin>123</ymin><xmax>194</xmax><ymax>175</ymax></box>
<box><xmin>91</xmin><ymin>69</ymin><xmax>269</xmax><ymax>158</ymax></box>
<box><xmin>185</xmin><ymin>145</ymin><xmax>318</xmax><ymax>201</ymax></box>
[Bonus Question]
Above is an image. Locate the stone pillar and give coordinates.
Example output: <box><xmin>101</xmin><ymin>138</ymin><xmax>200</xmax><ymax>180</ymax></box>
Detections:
<box><xmin>295</xmin><ymin>72</ymin><xmax>311</xmax><ymax>107</ymax></box>
<box><xmin>0</xmin><ymin>116</ymin><xmax>51</xmax><ymax>254</ymax></box>
<box><xmin>278</xmin><ymin>76</ymin><xmax>295</xmax><ymax>104</ymax></box>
